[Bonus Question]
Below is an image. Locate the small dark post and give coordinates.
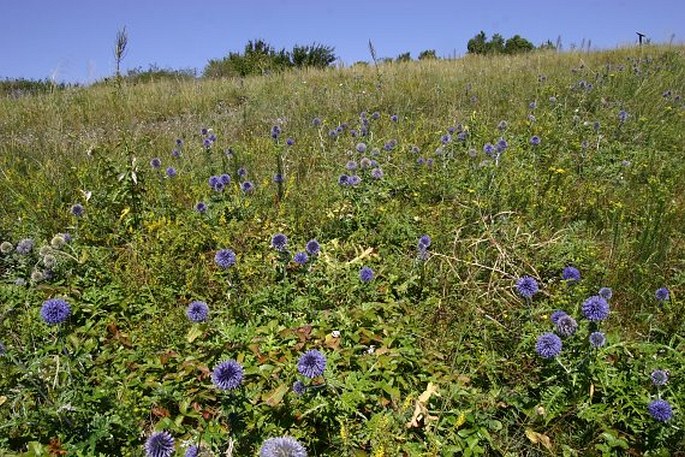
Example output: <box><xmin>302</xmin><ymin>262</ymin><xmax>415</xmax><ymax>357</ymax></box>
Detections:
<box><xmin>636</xmin><ymin>32</ymin><xmax>646</xmax><ymax>46</ymax></box>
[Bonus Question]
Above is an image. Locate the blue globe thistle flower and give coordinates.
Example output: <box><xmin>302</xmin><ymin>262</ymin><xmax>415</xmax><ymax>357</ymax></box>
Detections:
<box><xmin>618</xmin><ymin>110</ymin><xmax>629</xmax><ymax>123</ymax></box>
<box><xmin>456</xmin><ymin>131</ymin><xmax>467</xmax><ymax>142</ymax></box>
<box><xmin>648</xmin><ymin>399</ymin><xmax>673</xmax><ymax>422</ymax></box>
<box><xmin>593</xmin><ymin>121</ymin><xmax>600</xmax><ymax>131</ymax></box>
<box><xmin>62</xmin><ymin>233</ymin><xmax>72</xmax><ymax>243</ymax></box>
<box><xmin>371</xmin><ymin>168</ymin><xmax>384</xmax><ymax>179</ymax></box>
<box><xmin>292</xmin><ymin>380</ymin><xmax>306</xmax><ymax>395</ymax></box>
<box><xmin>598</xmin><ymin>287</ymin><xmax>613</xmax><ymax>300</ymax></box>
<box><xmin>176</xmin><ymin>138</ymin><xmax>183</xmax><ymax>146</ymax></box>
<box><xmin>184</xmin><ymin>445</ymin><xmax>200</xmax><ymax>457</ymax></box>
<box><xmin>213</xmin><ymin>182</ymin><xmax>225</xmax><ymax>192</ymax></box>
<box><xmin>550</xmin><ymin>310</ymin><xmax>568</xmax><ymax>325</ymax></box>
<box><xmin>370</xmin><ymin>159</ymin><xmax>378</xmax><ymax>167</ymax></box>
<box><xmin>208</xmin><ymin>176</ymin><xmax>220</xmax><ymax>188</ymax></box>
<box><xmin>70</xmin><ymin>204</ymin><xmax>84</xmax><ymax>217</ymax></box>
<box><xmin>349</xmin><ymin>175</ymin><xmax>361</xmax><ymax>186</ymax></box>
<box><xmin>171</xmin><ymin>149</ymin><xmax>181</xmax><ymax>158</ymax></box>
<box><xmin>293</xmin><ymin>252</ymin><xmax>309</xmax><ymax>265</ymax></box>
<box><xmin>335</xmin><ymin>125</ymin><xmax>343</xmax><ymax>135</ymax></box>
<box><xmin>418</xmin><ymin>235</ymin><xmax>431</xmax><ymax>249</ymax></box>
<box><xmin>651</xmin><ymin>369</ymin><xmax>669</xmax><ymax>387</ymax></box>
<box><xmin>271</xmin><ymin>233</ymin><xmax>288</xmax><ymax>251</ymax></box>
<box><xmin>273</xmin><ymin>173</ymin><xmax>284</xmax><ymax>184</ymax></box>
<box><xmin>555</xmin><ymin>315</ymin><xmax>578</xmax><ymax>337</ymax></box>
<box><xmin>297</xmin><ymin>349</ymin><xmax>326</xmax><ymax>378</ymax></box>
<box><xmin>338</xmin><ymin>174</ymin><xmax>350</xmax><ymax>186</ymax></box>
<box><xmin>186</xmin><ymin>301</ymin><xmax>209</xmax><ymax>323</ymax></box>
<box><xmin>359</xmin><ymin>266</ymin><xmax>374</xmax><ymax>283</ymax></box>
<box><xmin>214</xmin><ymin>249</ymin><xmax>236</xmax><ymax>269</ymax></box>
<box><xmin>411</xmin><ymin>146</ymin><xmax>420</xmax><ymax>154</ymax></box>
<box><xmin>441</xmin><ymin>134</ymin><xmax>451</xmax><ymax>144</ymax></box>
<box><xmin>220</xmin><ymin>174</ymin><xmax>231</xmax><ymax>185</ymax></box>
<box><xmin>201</xmin><ymin>128</ymin><xmax>208</xmax><ymax>135</ymax></box>
<box><xmin>356</xmin><ymin>142</ymin><xmax>367</xmax><ymax>153</ymax></box>
<box><xmin>346</xmin><ymin>160</ymin><xmax>358</xmax><ymax>171</ymax></box>
<box><xmin>529</xmin><ymin>101</ymin><xmax>537</xmax><ymax>110</ymax></box>
<box><xmin>241</xmin><ymin>181</ymin><xmax>254</xmax><ymax>193</ymax></box>
<box><xmin>16</xmin><ymin>238</ymin><xmax>34</xmax><ymax>255</ymax></box>
<box><xmin>286</xmin><ymin>137</ymin><xmax>295</xmax><ymax>146</ymax></box>
<box><xmin>417</xmin><ymin>157</ymin><xmax>426</xmax><ymax>166</ymax></box>
<box><xmin>194</xmin><ymin>202</ymin><xmax>207</xmax><ymax>214</ymax></box>
<box><xmin>371</xmin><ymin>111</ymin><xmax>380</xmax><ymax>120</ymax></box>
<box><xmin>212</xmin><ymin>359</ymin><xmax>244</xmax><ymax>390</ymax></box>
<box><xmin>483</xmin><ymin>143</ymin><xmax>495</xmax><ymax>156</ymax></box>
<box><xmin>328</xmin><ymin>129</ymin><xmax>338</xmax><ymax>138</ymax></box>
<box><xmin>271</xmin><ymin>125</ymin><xmax>281</xmax><ymax>139</ymax></box>
<box><xmin>516</xmin><ymin>276</ymin><xmax>539</xmax><ymax>299</ymax></box>
<box><xmin>237</xmin><ymin>167</ymin><xmax>247</xmax><ymax>178</ymax></box>
<box><xmin>447</xmin><ymin>126</ymin><xmax>456</xmax><ymax>134</ymax></box>
<box><xmin>350</xmin><ymin>129</ymin><xmax>358</xmax><ymax>137</ymax></box>
<box><xmin>390</xmin><ymin>114</ymin><xmax>398</xmax><ymax>122</ymax></box>
<box><xmin>312</xmin><ymin>117</ymin><xmax>321</xmax><ymax>127</ymax></box>
<box><xmin>306</xmin><ymin>239</ymin><xmax>320</xmax><ymax>256</ymax></box>
<box><xmin>530</xmin><ymin>136</ymin><xmax>541</xmax><ymax>146</ymax></box>
<box><xmin>536</xmin><ymin>333</ymin><xmax>562</xmax><ymax>359</ymax></box>
<box><xmin>145</xmin><ymin>431</ymin><xmax>175</xmax><ymax>457</ymax></box>
<box><xmin>260</xmin><ymin>436</ymin><xmax>307</xmax><ymax>457</ymax></box>
<box><xmin>496</xmin><ymin>138</ymin><xmax>508</xmax><ymax>152</ymax></box>
<box><xmin>562</xmin><ymin>266</ymin><xmax>581</xmax><ymax>282</ymax></box>
<box><xmin>40</xmin><ymin>298</ymin><xmax>71</xmax><ymax>325</ymax></box>
<box><xmin>655</xmin><ymin>287</ymin><xmax>670</xmax><ymax>301</ymax></box>
<box><xmin>589</xmin><ymin>331</ymin><xmax>607</xmax><ymax>348</ymax></box>
<box><xmin>150</xmin><ymin>157</ymin><xmax>162</xmax><ymax>169</ymax></box>
<box><xmin>166</xmin><ymin>167</ymin><xmax>177</xmax><ymax>178</ymax></box>
<box><xmin>203</xmin><ymin>138</ymin><xmax>212</xmax><ymax>148</ymax></box>
<box><xmin>582</xmin><ymin>295</ymin><xmax>610</xmax><ymax>321</ymax></box>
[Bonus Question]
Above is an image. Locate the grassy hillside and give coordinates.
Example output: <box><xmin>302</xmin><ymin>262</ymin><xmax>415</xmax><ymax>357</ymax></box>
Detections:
<box><xmin>1</xmin><ymin>46</ymin><xmax>684</xmax><ymax>456</ymax></box>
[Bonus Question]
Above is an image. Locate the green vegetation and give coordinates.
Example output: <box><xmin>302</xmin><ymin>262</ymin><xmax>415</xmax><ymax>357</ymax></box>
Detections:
<box><xmin>467</xmin><ymin>31</ymin><xmax>539</xmax><ymax>55</ymax></box>
<box><xmin>0</xmin><ymin>45</ymin><xmax>684</xmax><ymax>456</ymax></box>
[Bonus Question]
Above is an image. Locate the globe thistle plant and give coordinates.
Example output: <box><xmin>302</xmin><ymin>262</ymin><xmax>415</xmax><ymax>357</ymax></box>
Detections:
<box><xmin>271</xmin><ymin>233</ymin><xmax>288</xmax><ymax>251</ymax></box>
<box><xmin>259</xmin><ymin>436</ymin><xmax>307</xmax><ymax>457</ymax></box>
<box><xmin>40</xmin><ymin>298</ymin><xmax>71</xmax><ymax>325</ymax></box>
<box><xmin>359</xmin><ymin>266</ymin><xmax>374</xmax><ymax>283</ymax></box>
<box><xmin>562</xmin><ymin>266</ymin><xmax>580</xmax><ymax>282</ymax></box>
<box><xmin>211</xmin><ymin>359</ymin><xmax>244</xmax><ymax>390</ymax></box>
<box><xmin>516</xmin><ymin>276</ymin><xmax>539</xmax><ymax>299</ymax></box>
<box><xmin>214</xmin><ymin>249</ymin><xmax>236</xmax><ymax>269</ymax></box>
<box><xmin>144</xmin><ymin>431</ymin><xmax>175</xmax><ymax>457</ymax></box>
<box><xmin>655</xmin><ymin>287</ymin><xmax>670</xmax><ymax>302</ymax></box>
<box><xmin>581</xmin><ymin>295</ymin><xmax>610</xmax><ymax>322</ymax></box>
<box><xmin>186</xmin><ymin>301</ymin><xmax>209</xmax><ymax>323</ymax></box>
<box><xmin>305</xmin><ymin>239</ymin><xmax>320</xmax><ymax>256</ymax></box>
<box><xmin>648</xmin><ymin>399</ymin><xmax>673</xmax><ymax>422</ymax></box>
<box><xmin>589</xmin><ymin>331</ymin><xmax>607</xmax><ymax>348</ymax></box>
<box><xmin>651</xmin><ymin>369</ymin><xmax>669</xmax><ymax>387</ymax></box>
<box><xmin>297</xmin><ymin>349</ymin><xmax>326</xmax><ymax>379</ymax></box>
<box><xmin>536</xmin><ymin>333</ymin><xmax>562</xmax><ymax>359</ymax></box>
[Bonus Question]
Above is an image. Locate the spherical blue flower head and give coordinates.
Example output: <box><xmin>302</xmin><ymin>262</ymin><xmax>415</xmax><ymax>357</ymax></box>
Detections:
<box><xmin>328</xmin><ymin>129</ymin><xmax>338</xmax><ymax>138</ymax></box>
<box><xmin>297</xmin><ymin>349</ymin><xmax>326</xmax><ymax>378</ymax></box>
<box><xmin>648</xmin><ymin>399</ymin><xmax>673</xmax><ymax>422</ymax></box>
<box><xmin>220</xmin><ymin>174</ymin><xmax>231</xmax><ymax>185</ymax></box>
<box><xmin>555</xmin><ymin>315</ymin><xmax>578</xmax><ymax>337</ymax></box>
<box><xmin>530</xmin><ymin>136</ymin><xmax>541</xmax><ymax>146</ymax></box>
<box><xmin>293</xmin><ymin>252</ymin><xmax>309</xmax><ymax>265</ymax></box>
<box><xmin>562</xmin><ymin>266</ymin><xmax>581</xmax><ymax>282</ymax></box>
<box><xmin>598</xmin><ymin>287</ymin><xmax>613</xmax><ymax>300</ymax></box>
<box><xmin>593</xmin><ymin>121</ymin><xmax>600</xmax><ymax>131</ymax></box>
<box><xmin>655</xmin><ymin>287</ymin><xmax>670</xmax><ymax>301</ymax></box>
<box><xmin>346</xmin><ymin>161</ymin><xmax>358</xmax><ymax>171</ymax></box>
<box><xmin>338</xmin><ymin>174</ymin><xmax>350</xmax><ymax>186</ymax></box>
<box><xmin>312</xmin><ymin>117</ymin><xmax>322</xmax><ymax>126</ymax></box>
<box><xmin>201</xmin><ymin>128</ymin><xmax>208</xmax><ymax>135</ymax></box>
<box><xmin>70</xmin><ymin>204</ymin><xmax>84</xmax><ymax>217</ymax></box>
<box><xmin>441</xmin><ymin>134</ymin><xmax>451</xmax><ymax>144</ymax></box>
<box><xmin>260</xmin><ymin>436</ymin><xmax>308</xmax><ymax>457</ymax></box>
<box><xmin>516</xmin><ymin>276</ymin><xmax>539</xmax><ymax>299</ymax></box>
<box><xmin>371</xmin><ymin>111</ymin><xmax>380</xmax><ymax>120</ymax></box>
<box><xmin>237</xmin><ymin>167</ymin><xmax>247</xmax><ymax>178</ymax></box>
<box><xmin>536</xmin><ymin>333</ymin><xmax>562</xmax><ymax>359</ymax></box>
<box><xmin>273</xmin><ymin>173</ymin><xmax>284</xmax><ymax>184</ymax></box>
<box><xmin>651</xmin><ymin>369</ymin><xmax>669</xmax><ymax>387</ymax></box>
<box><xmin>41</xmin><ymin>299</ymin><xmax>71</xmax><ymax>325</ymax></box>
<box><xmin>418</xmin><ymin>235</ymin><xmax>431</xmax><ymax>249</ymax></box>
<box><xmin>212</xmin><ymin>359</ymin><xmax>244</xmax><ymax>390</ymax></box>
<box><xmin>145</xmin><ymin>431</ymin><xmax>175</xmax><ymax>457</ymax></box>
<box><xmin>150</xmin><ymin>157</ymin><xmax>162</xmax><ymax>169</ymax></box>
<box><xmin>166</xmin><ymin>167</ymin><xmax>177</xmax><ymax>178</ymax></box>
<box><xmin>496</xmin><ymin>138</ymin><xmax>508</xmax><ymax>152</ymax></box>
<box><xmin>390</xmin><ymin>114</ymin><xmax>398</xmax><ymax>122</ymax></box>
<box><xmin>184</xmin><ymin>445</ymin><xmax>200</xmax><ymax>457</ymax></box>
<box><xmin>175</xmin><ymin>138</ymin><xmax>183</xmax><ymax>146</ymax></box>
<box><xmin>550</xmin><ymin>310</ymin><xmax>568</xmax><ymax>325</ymax></box>
<box><xmin>203</xmin><ymin>138</ymin><xmax>212</xmax><ymax>148</ymax></box>
<box><xmin>349</xmin><ymin>175</ymin><xmax>361</xmax><ymax>186</ymax></box>
<box><xmin>582</xmin><ymin>295</ymin><xmax>610</xmax><ymax>322</ymax></box>
<box><xmin>271</xmin><ymin>233</ymin><xmax>288</xmax><ymax>251</ymax></box>
<box><xmin>171</xmin><ymin>149</ymin><xmax>181</xmax><ymax>158</ymax></box>
<box><xmin>286</xmin><ymin>137</ymin><xmax>295</xmax><ymax>146</ymax></box>
<box><xmin>16</xmin><ymin>238</ymin><xmax>34</xmax><ymax>255</ymax></box>
<box><xmin>213</xmin><ymin>182</ymin><xmax>225</xmax><ymax>192</ymax></box>
<box><xmin>186</xmin><ymin>301</ymin><xmax>209</xmax><ymax>322</ymax></box>
<box><xmin>356</xmin><ymin>142</ymin><xmax>367</xmax><ymax>153</ymax></box>
<box><xmin>417</xmin><ymin>157</ymin><xmax>426</xmax><ymax>166</ymax></box>
<box><xmin>529</xmin><ymin>101</ymin><xmax>537</xmax><ymax>110</ymax></box>
<box><xmin>350</xmin><ymin>129</ymin><xmax>358</xmax><ymax>137</ymax></box>
<box><xmin>271</xmin><ymin>125</ymin><xmax>281</xmax><ymax>139</ymax></box>
<box><xmin>411</xmin><ymin>146</ymin><xmax>420</xmax><ymax>154</ymax></box>
<box><xmin>589</xmin><ymin>331</ymin><xmax>606</xmax><ymax>348</ymax></box>
<box><xmin>214</xmin><ymin>249</ymin><xmax>236</xmax><ymax>269</ymax></box>
<box><xmin>241</xmin><ymin>181</ymin><xmax>254</xmax><ymax>193</ymax></box>
<box><xmin>497</xmin><ymin>120</ymin><xmax>508</xmax><ymax>131</ymax></box>
<box><xmin>483</xmin><ymin>143</ymin><xmax>495</xmax><ymax>156</ymax></box>
<box><xmin>359</xmin><ymin>266</ymin><xmax>374</xmax><ymax>283</ymax></box>
<box><xmin>618</xmin><ymin>110</ymin><xmax>629</xmax><ymax>123</ymax></box>
<box><xmin>335</xmin><ymin>125</ymin><xmax>343</xmax><ymax>135</ymax></box>
<box><xmin>305</xmin><ymin>239</ymin><xmax>320</xmax><ymax>256</ymax></box>
<box><xmin>195</xmin><ymin>202</ymin><xmax>207</xmax><ymax>214</ymax></box>
<box><xmin>371</xmin><ymin>168</ymin><xmax>383</xmax><ymax>179</ymax></box>
<box><xmin>447</xmin><ymin>126</ymin><xmax>456</xmax><ymax>134</ymax></box>
<box><xmin>383</xmin><ymin>142</ymin><xmax>394</xmax><ymax>151</ymax></box>
<box><xmin>292</xmin><ymin>380</ymin><xmax>305</xmax><ymax>395</ymax></box>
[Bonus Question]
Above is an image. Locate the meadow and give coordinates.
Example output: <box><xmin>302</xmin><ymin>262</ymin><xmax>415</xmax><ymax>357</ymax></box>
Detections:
<box><xmin>0</xmin><ymin>45</ymin><xmax>684</xmax><ymax>456</ymax></box>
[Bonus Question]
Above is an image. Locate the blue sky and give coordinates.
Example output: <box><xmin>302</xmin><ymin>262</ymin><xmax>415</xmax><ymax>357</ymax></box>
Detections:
<box><xmin>1</xmin><ymin>0</ymin><xmax>682</xmax><ymax>83</ymax></box>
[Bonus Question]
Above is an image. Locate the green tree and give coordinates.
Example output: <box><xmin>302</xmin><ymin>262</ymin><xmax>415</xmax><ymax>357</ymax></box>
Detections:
<box><xmin>396</xmin><ymin>52</ymin><xmax>411</xmax><ymax>63</ymax></box>
<box><xmin>467</xmin><ymin>31</ymin><xmax>488</xmax><ymax>54</ymax></box>
<box><xmin>488</xmin><ymin>33</ymin><xmax>505</xmax><ymax>54</ymax></box>
<box><xmin>418</xmin><ymin>49</ymin><xmax>437</xmax><ymax>60</ymax></box>
<box><xmin>504</xmin><ymin>35</ymin><xmax>535</xmax><ymax>54</ymax></box>
<box><xmin>291</xmin><ymin>43</ymin><xmax>336</xmax><ymax>68</ymax></box>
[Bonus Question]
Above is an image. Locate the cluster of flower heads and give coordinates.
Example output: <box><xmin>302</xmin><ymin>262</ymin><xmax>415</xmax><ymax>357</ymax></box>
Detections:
<box><xmin>144</xmin><ymin>432</ymin><xmax>307</xmax><ymax>457</ymax></box>
<box><xmin>208</xmin><ymin>174</ymin><xmax>231</xmax><ymax>192</ymax></box>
